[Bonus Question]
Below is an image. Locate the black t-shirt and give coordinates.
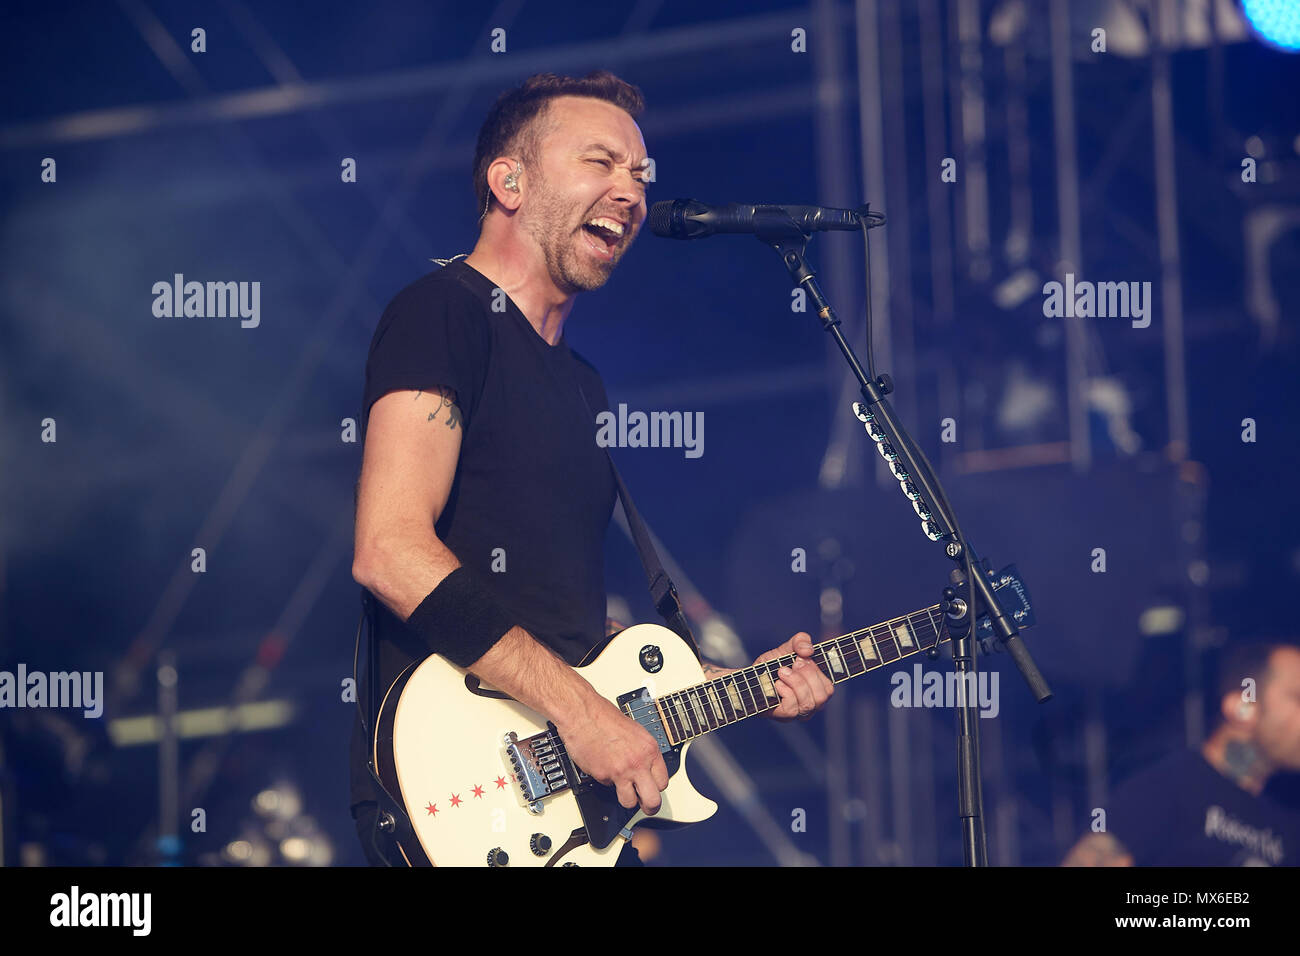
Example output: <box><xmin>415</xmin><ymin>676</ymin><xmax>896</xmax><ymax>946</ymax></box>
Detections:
<box><xmin>349</xmin><ymin>257</ymin><xmax>617</xmax><ymax>812</ymax></box>
<box><xmin>1103</xmin><ymin>748</ymin><xmax>1300</xmax><ymax>865</ymax></box>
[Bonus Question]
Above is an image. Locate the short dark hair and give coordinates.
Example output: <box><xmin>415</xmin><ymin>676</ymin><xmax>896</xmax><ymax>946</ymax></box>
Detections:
<box><xmin>1211</xmin><ymin>640</ymin><xmax>1298</xmax><ymax>720</ymax></box>
<box><xmin>471</xmin><ymin>70</ymin><xmax>646</xmax><ymax>220</ymax></box>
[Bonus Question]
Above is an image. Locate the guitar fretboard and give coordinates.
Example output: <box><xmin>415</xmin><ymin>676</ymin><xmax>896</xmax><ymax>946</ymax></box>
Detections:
<box><xmin>652</xmin><ymin>603</ymin><xmax>947</xmax><ymax>745</ymax></box>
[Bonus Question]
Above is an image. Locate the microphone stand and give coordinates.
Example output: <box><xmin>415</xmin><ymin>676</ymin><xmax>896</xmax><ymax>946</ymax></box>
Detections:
<box><xmin>752</xmin><ymin>206</ymin><xmax>1052</xmax><ymax>866</ymax></box>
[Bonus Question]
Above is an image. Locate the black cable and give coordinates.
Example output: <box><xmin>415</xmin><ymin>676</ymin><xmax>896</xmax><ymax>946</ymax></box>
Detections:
<box><xmin>861</xmin><ymin>218</ymin><xmax>877</xmax><ymax>381</ymax></box>
<box><xmin>352</xmin><ymin>590</ymin><xmax>399</xmax><ymax>865</ymax></box>
<box><xmin>857</xmin><ymin>210</ymin><xmax>976</xmax><ymax>629</ymax></box>
<box><xmin>352</xmin><ymin>591</ymin><xmax>371</xmax><ymax>739</ymax></box>
<box><xmin>857</xmin><ymin>211</ymin><xmax>885</xmax><ymax>382</ymax></box>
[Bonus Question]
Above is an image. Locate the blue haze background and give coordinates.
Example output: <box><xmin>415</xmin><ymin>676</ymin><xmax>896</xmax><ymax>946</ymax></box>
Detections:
<box><xmin>1</xmin><ymin>0</ymin><xmax>1299</xmax><ymax>866</ymax></box>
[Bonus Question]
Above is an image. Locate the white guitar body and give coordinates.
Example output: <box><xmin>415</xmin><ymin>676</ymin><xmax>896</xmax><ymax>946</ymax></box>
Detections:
<box><xmin>374</xmin><ymin>623</ymin><xmax>718</xmax><ymax>867</ymax></box>
<box><xmin>368</xmin><ymin>564</ymin><xmax>1035</xmax><ymax>866</ymax></box>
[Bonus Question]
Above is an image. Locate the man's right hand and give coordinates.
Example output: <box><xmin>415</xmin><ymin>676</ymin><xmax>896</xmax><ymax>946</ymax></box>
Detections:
<box><xmin>556</xmin><ymin>696</ymin><xmax>670</xmax><ymax>816</ymax></box>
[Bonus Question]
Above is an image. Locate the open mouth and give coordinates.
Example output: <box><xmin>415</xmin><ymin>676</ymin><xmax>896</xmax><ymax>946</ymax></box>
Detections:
<box><xmin>580</xmin><ymin>218</ymin><xmax>625</xmax><ymax>260</ymax></box>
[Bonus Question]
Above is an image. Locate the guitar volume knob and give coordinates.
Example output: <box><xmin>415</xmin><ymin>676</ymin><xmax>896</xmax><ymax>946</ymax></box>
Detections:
<box><xmin>529</xmin><ymin>833</ymin><xmax>552</xmax><ymax>856</ymax></box>
<box><xmin>486</xmin><ymin>847</ymin><xmax>509</xmax><ymax>867</ymax></box>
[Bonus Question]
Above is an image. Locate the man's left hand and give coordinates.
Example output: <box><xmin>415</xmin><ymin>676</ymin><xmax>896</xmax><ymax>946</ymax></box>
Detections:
<box><xmin>754</xmin><ymin>632</ymin><xmax>833</xmax><ymax>721</ymax></box>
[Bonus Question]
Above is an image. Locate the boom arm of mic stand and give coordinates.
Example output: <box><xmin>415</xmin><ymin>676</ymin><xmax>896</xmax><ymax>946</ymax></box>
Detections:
<box><xmin>759</xmin><ymin>225</ymin><xmax>1051</xmax><ymax>704</ymax></box>
<box><xmin>868</xmin><ymin>388</ymin><xmax>1053</xmax><ymax>704</ymax></box>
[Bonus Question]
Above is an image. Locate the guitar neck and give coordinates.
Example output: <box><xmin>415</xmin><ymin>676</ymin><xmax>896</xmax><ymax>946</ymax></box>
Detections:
<box><xmin>651</xmin><ymin>602</ymin><xmax>950</xmax><ymax>745</ymax></box>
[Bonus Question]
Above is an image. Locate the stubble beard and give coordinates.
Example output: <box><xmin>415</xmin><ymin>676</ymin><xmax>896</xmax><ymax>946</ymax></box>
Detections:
<box><xmin>523</xmin><ymin>179</ymin><xmax>617</xmax><ymax>294</ymax></box>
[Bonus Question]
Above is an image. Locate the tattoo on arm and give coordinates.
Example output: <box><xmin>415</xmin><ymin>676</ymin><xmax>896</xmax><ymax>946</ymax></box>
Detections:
<box><xmin>417</xmin><ymin>386</ymin><xmax>462</xmax><ymax>430</ymax></box>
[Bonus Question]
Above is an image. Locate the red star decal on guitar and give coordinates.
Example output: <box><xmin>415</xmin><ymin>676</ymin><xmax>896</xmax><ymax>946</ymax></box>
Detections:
<box><xmin>425</xmin><ymin>802</ymin><xmax>438</xmax><ymax>816</ymax></box>
<box><xmin>449</xmin><ymin>793</ymin><xmax>462</xmax><ymax>808</ymax></box>
<box><xmin>494</xmin><ymin>775</ymin><xmax>508</xmax><ymax>790</ymax></box>
<box><xmin>472</xmin><ymin>784</ymin><xmax>484</xmax><ymax>798</ymax></box>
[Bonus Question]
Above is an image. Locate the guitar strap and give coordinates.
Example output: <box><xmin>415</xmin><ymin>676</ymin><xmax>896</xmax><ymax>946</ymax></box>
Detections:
<box><xmin>577</xmin><ymin>384</ymin><xmax>701</xmax><ymax>661</ymax></box>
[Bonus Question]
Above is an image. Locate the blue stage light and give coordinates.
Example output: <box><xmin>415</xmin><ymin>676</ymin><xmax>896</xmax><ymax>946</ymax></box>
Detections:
<box><xmin>1242</xmin><ymin>0</ymin><xmax>1300</xmax><ymax>52</ymax></box>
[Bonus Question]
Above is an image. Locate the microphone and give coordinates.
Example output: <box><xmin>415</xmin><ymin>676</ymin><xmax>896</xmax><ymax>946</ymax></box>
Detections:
<box><xmin>648</xmin><ymin>199</ymin><xmax>866</xmax><ymax>240</ymax></box>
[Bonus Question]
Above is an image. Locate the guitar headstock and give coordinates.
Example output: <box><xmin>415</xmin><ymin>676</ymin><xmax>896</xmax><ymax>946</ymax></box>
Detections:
<box><xmin>974</xmin><ymin>564</ymin><xmax>1035</xmax><ymax>651</ymax></box>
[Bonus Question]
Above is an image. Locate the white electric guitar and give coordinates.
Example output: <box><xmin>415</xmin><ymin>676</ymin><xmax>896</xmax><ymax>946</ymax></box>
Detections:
<box><xmin>369</xmin><ymin>565</ymin><xmax>1034</xmax><ymax>866</ymax></box>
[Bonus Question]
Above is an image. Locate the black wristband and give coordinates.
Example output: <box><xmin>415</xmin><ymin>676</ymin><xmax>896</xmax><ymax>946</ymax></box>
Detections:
<box><xmin>404</xmin><ymin>567</ymin><xmax>515</xmax><ymax>668</ymax></box>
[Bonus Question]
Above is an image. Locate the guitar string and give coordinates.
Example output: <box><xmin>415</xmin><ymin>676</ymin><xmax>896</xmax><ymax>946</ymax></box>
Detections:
<box><xmin>527</xmin><ymin>616</ymin><xmax>952</xmax><ymax>776</ymax></box>
<box><xmin>504</xmin><ymin>605</ymin><xmax>951</xmax><ymax>761</ymax></box>
<box><xmin>595</xmin><ymin>611</ymin><xmax>947</xmax><ymax>730</ymax></box>
<box><xmin>524</xmin><ymin>597</ymin><xmax>975</xmax><ymax>776</ymax></box>
<box><xmin>535</xmin><ymin>643</ymin><xmax>914</xmax><ymax>779</ymax></box>
<box><xmin>609</xmin><ymin>629</ymin><xmax>920</xmax><ymax>727</ymax></box>
<box><xmin>627</xmin><ymin>637</ymin><xmax>916</xmax><ymax>729</ymax></box>
<box><xmin>619</xmin><ymin>607</ymin><xmax>948</xmax><ymax>722</ymax></box>
<box><xmin>512</xmin><ymin>591</ymin><xmax>992</xmax><ymax>739</ymax></box>
<box><xmin>499</xmin><ymin>588</ymin><xmax>1014</xmax><ymax>787</ymax></box>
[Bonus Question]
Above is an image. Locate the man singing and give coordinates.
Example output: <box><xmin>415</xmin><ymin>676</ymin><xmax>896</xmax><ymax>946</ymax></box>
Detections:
<box><xmin>349</xmin><ymin>71</ymin><xmax>832</xmax><ymax>866</ymax></box>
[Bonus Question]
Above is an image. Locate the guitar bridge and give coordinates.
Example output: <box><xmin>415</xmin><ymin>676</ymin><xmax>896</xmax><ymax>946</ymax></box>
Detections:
<box><xmin>504</xmin><ymin>690</ymin><xmax>673</xmax><ymax>807</ymax></box>
<box><xmin>505</xmin><ymin>730</ymin><xmax>580</xmax><ymax>803</ymax></box>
